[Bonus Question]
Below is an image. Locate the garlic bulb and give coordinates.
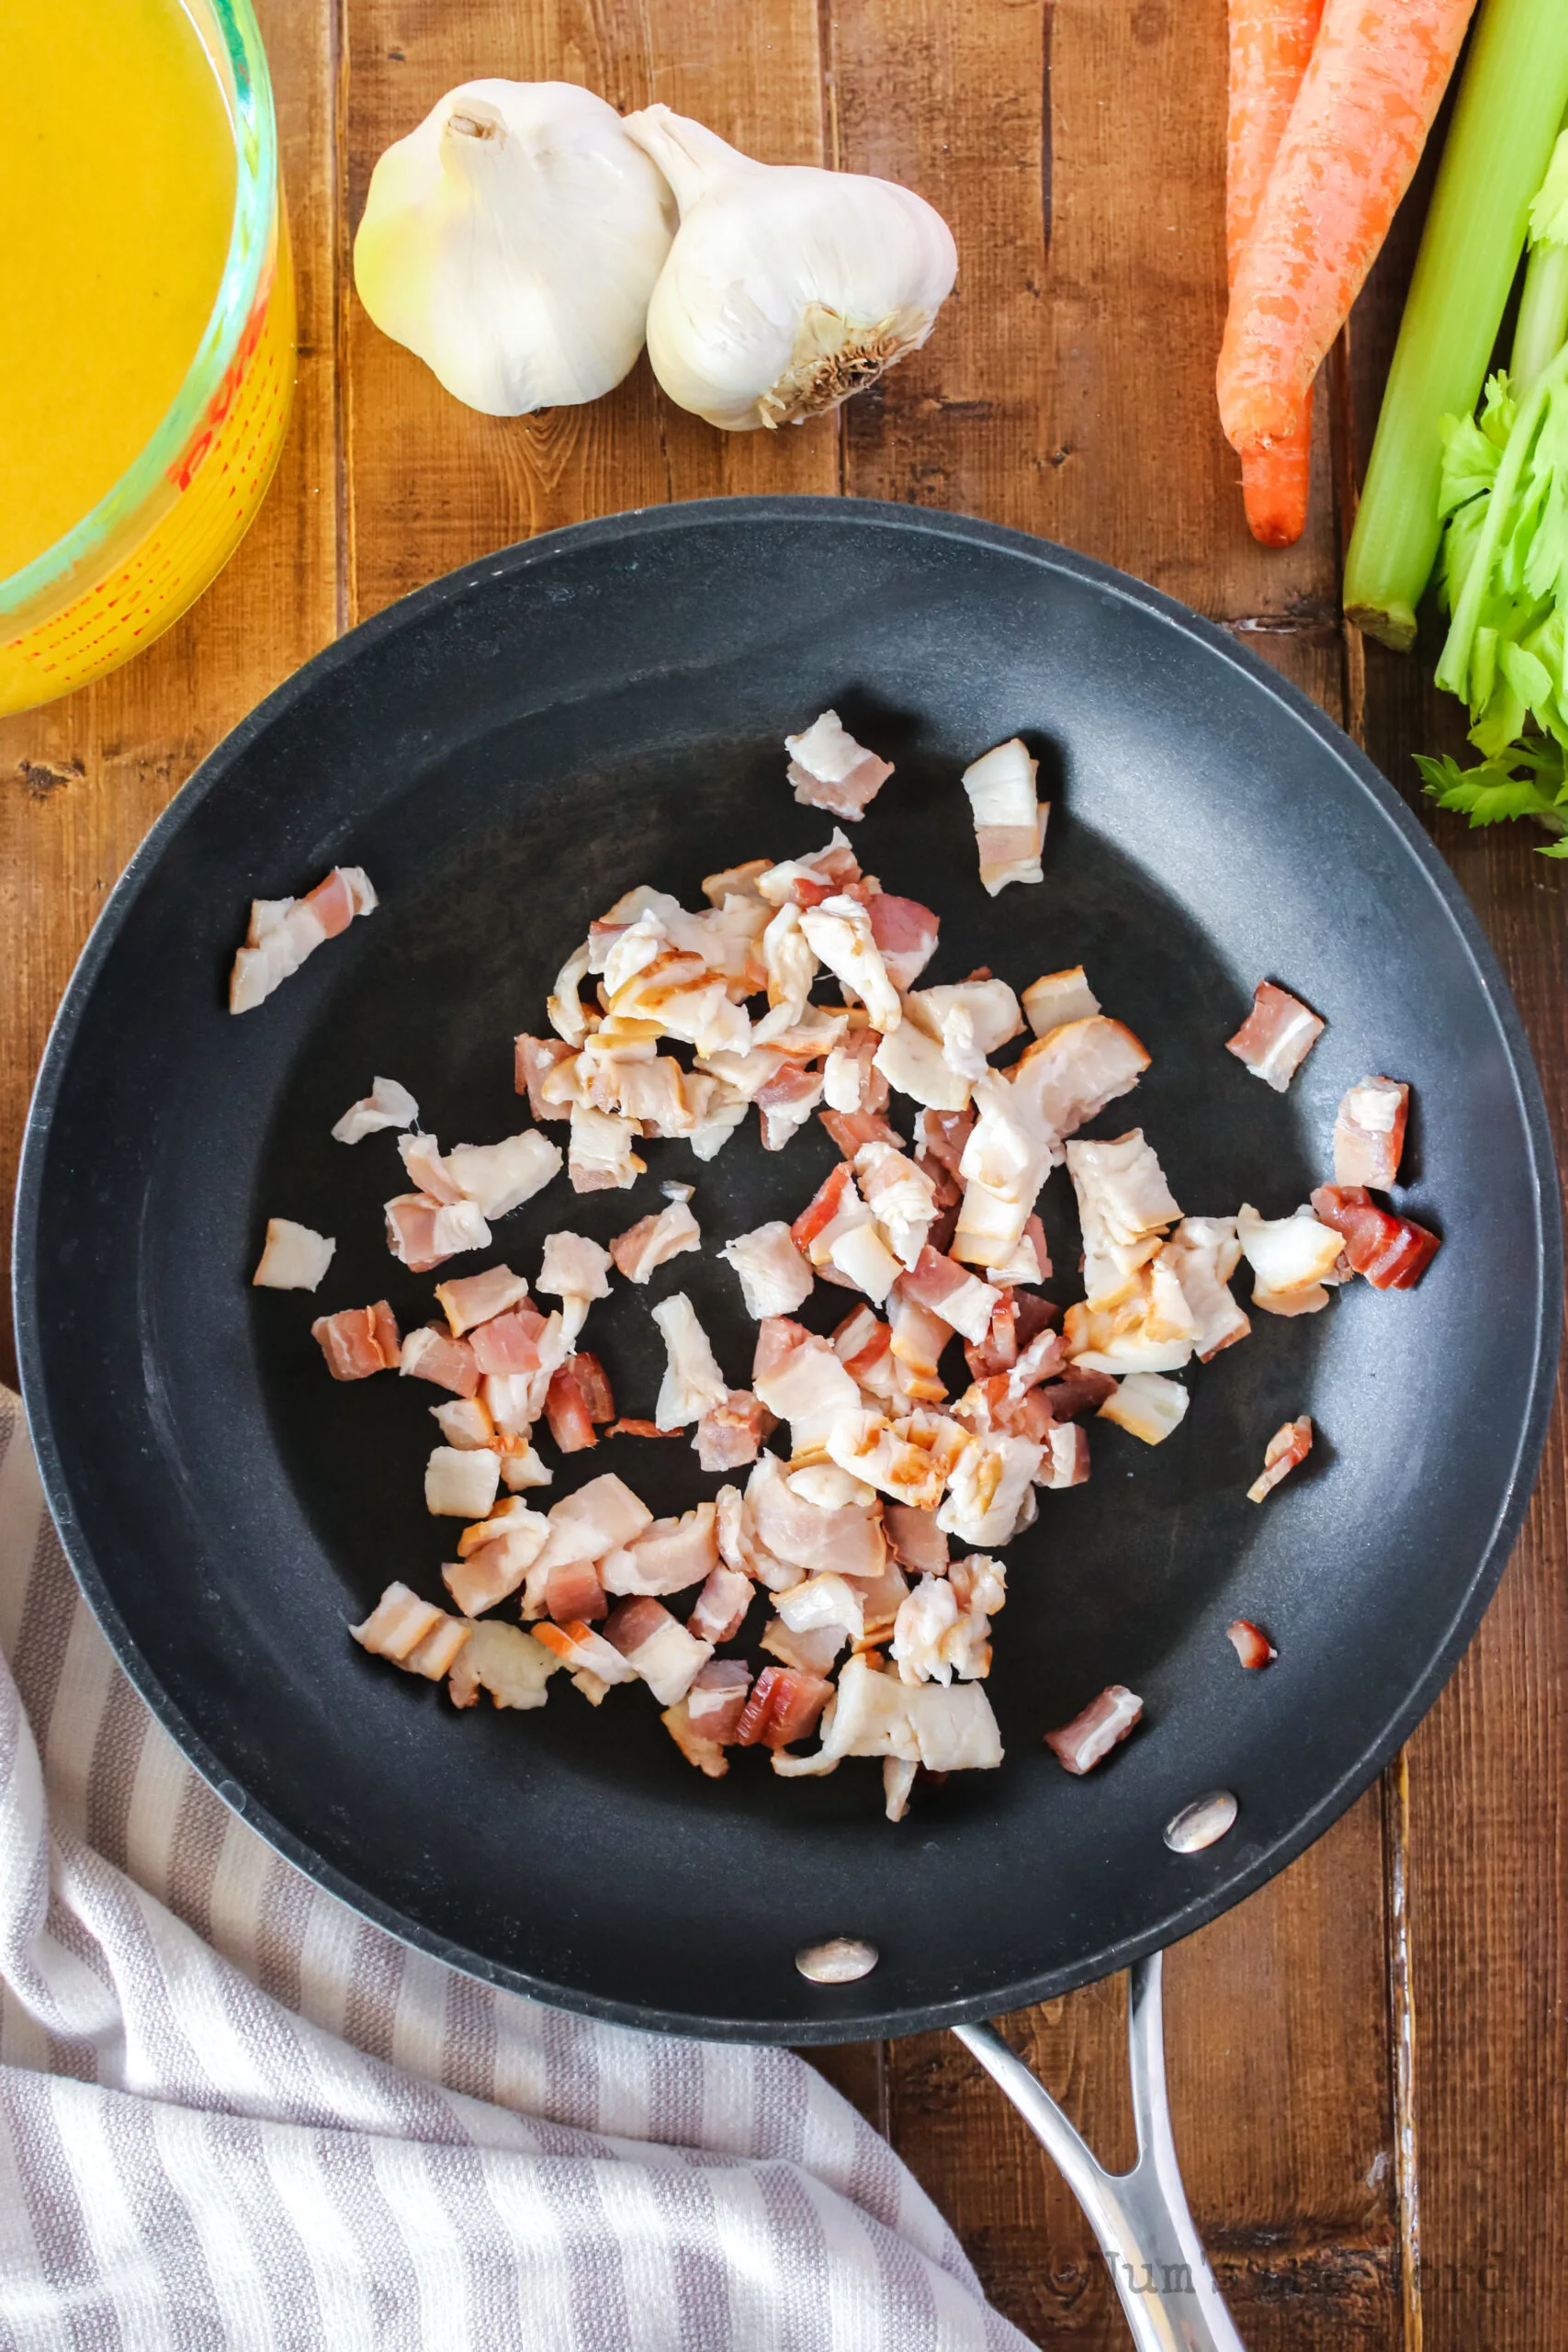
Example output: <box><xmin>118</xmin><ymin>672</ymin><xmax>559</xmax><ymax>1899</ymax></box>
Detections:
<box><xmin>622</xmin><ymin>107</ymin><xmax>957</xmax><ymax>431</ymax></box>
<box><xmin>354</xmin><ymin>82</ymin><xmax>676</xmax><ymax>416</ymax></box>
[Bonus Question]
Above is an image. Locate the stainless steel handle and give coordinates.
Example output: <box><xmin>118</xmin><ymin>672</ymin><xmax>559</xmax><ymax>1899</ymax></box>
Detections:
<box><xmin>953</xmin><ymin>1952</ymin><xmax>1245</xmax><ymax>2352</ymax></box>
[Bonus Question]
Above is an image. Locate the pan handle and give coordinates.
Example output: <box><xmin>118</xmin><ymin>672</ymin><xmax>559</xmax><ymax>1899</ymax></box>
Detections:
<box><xmin>953</xmin><ymin>1952</ymin><xmax>1245</xmax><ymax>2352</ymax></box>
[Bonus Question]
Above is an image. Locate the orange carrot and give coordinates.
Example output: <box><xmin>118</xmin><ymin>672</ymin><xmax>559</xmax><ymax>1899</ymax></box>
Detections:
<box><xmin>1218</xmin><ymin>0</ymin><xmax>1477</xmax><ymax>461</ymax></box>
<box><xmin>1224</xmin><ymin>0</ymin><xmax>1326</xmax><ymax>543</ymax></box>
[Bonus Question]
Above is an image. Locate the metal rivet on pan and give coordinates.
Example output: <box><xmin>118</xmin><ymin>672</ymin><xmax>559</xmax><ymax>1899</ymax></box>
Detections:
<box><xmin>1163</xmin><ymin>1790</ymin><xmax>1238</xmax><ymax>1854</ymax></box>
<box><xmin>795</xmin><ymin>1937</ymin><xmax>879</xmax><ymax>1984</ymax></box>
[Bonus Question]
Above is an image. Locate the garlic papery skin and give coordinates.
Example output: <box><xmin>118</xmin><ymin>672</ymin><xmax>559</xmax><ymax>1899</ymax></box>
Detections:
<box><xmin>622</xmin><ymin>107</ymin><xmax>957</xmax><ymax>432</ymax></box>
<box><xmin>354</xmin><ymin>82</ymin><xmax>676</xmax><ymax>416</ymax></box>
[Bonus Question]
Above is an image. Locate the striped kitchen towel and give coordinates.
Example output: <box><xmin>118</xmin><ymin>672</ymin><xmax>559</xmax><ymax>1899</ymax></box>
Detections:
<box><xmin>0</xmin><ymin>1389</ymin><xmax>1031</xmax><ymax>2352</ymax></box>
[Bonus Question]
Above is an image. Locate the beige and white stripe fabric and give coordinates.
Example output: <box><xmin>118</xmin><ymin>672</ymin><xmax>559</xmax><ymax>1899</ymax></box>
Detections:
<box><xmin>0</xmin><ymin>1388</ymin><xmax>1032</xmax><ymax>2351</ymax></box>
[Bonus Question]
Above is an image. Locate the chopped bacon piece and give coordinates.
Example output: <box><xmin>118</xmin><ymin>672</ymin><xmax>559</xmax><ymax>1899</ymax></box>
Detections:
<box><xmin>695</xmin><ymin>1391</ymin><xmax>772</xmax><ymax>1473</ymax></box>
<box><xmin>686</xmin><ymin>1658</ymin><xmax>752</xmax><ymax>1741</ymax></box>
<box><xmin>1310</xmin><ymin>1185</ymin><xmax>1441</xmax><ymax>1290</ymax></box>
<box><xmin>866</xmin><ymin>893</ymin><xmax>940</xmax><ymax>990</ymax></box>
<box><xmin>916</xmin><ymin>1106</ymin><xmax>976</xmax><ymax>1182</ymax></box>
<box><xmin>545</xmin><ymin>1362</ymin><xmax>600</xmax><ymax>1453</ymax></box>
<box><xmin>254</xmin><ymin>1218</ymin><xmax>335</xmax><ymax>1291</ymax></box>
<box><xmin>546</xmin><ymin>1556</ymin><xmax>607</xmax><ymax>1624</ymax></box>
<box><xmin>1334</xmin><ymin>1077</ymin><xmax>1410</xmax><ymax>1189</ymax></box>
<box><xmin>384</xmin><ymin>1193</ymin><xmax>491</xmax><ymax>1273</ymax></box>
<box><xmin>606</xmin><ymin>1419</ymin><xmax>679</xmax><ymax>1441</ymax></box>
<box><xmin>312</xmin><ymin>1301</ymin><xmax>400</xmax><ymax>1380</ymax></box>
<box><xmin>885</xmin><ymin>1502</ymin><xmax>949</xmax><ymax>1577</ymax></box>
<box><xmin>886</xmin><ymin>1291</ymin><xmax>951</xmax><ymax>1406</ymax></box>
<box><xmin>399</xmin><ymin>1324</ymin><xmax>480</xmax><ymax>1398</ymax></box>
<box><xmin>820</xmin><ymin>1107</ymin><xmax>904</xmax><ymax>1158</ymax></box>
<box><xmin>1044</xmin><ymin>1684</ymin><xmax>1144</xmax><ymax>1774</ymax></box>
<box><xmin>230</xmin><ymin>865</ymin><xmax>377</xmax><ymax>1014</ymax></box>
<box><xmin>514</xmin><ymin>1033</ymin><xmax>575</xmax><ymax>1121</ymax></box>
<box><xmin>964</xmin><ymin>1296</ymin><xmax>1019</xmax><ymax>1382</ymax></box>
<box><xmin>468</xmin><ymin>1305</ymin><xmax>548</xmax><ymax>1377</ymax></box>
<box><xmin>1042</xmin><ymin>1367</ymin><xmax>1117</xmax><ymax>1421</ymax></box>
<box><xmin>1225</xmin><ymin>981</ymin><xmax>1325</xmax><ymax>1092</ymax></box>
<box><xmin>1247</xmin><ymin>1415</ymin><xmax>1314</xmax><ymax>1503</ymax></box>
<box><xmin>962</xmin><ymin>740</ymin><xmax>1044</xmax><ymax>894</ymax></box>
<box><xmin>434</xmin><ymin>1265</ymin><xmax>531</xmax><ymax>1337</ymax></box>
<box><xmin>350</xmin><ymin>1581</ymin><xmax>470</xmax><ymax>1680</ymax></box>
<box><xmin>602</xmin><ymin>1597</ymin><xmax>713</xmax><ymax>1704</ymax></box>
<box><xmin>1040</xmin><ymin>1422</ymin><xmax>1090</xmax><ymax>1488</ymax></box>
<box><xmin>734</xmin><ymin>1664</ymin><xmax>834</xmax><ymax>1749</ymax></box>
<box><xmin>756</xmin><ymin>832</ymin><xmax>863</xmax><ymax>909</ymax></box>
<box><xmin>784</xmin><ymin>710</ymin><xmax>895</xmax><ymax>820</ymax></box>
<box><xmin>894</xmin><ymin>1247</ymin><xmax>1000</xmax><ymax>1346</ymax></box>
<box><xmin>609</xmin><ymin>1200</ymin><xmax>702</xmax><ymax>1283</ymax></box>
<box><xmin>332</xmin><ymin>1076</ymin><xmax>419</xmax><ymax>1145</ymax></box>
<box><xmin>689</xmin><ymin>1564</ymin><xmax>754</xmax><ymax>1645</ymax></box>
<box><xmin>832</xmin><ymin>1306</ymin><xmax>895</xmax><ymax>1397</ymax></box>
<box><xmin>755</xmin><ymin>1060</ymin><xmax>825</xmax><ymax>1149</ymax></box>
<box><xmin>1013</xmin><ymin>1293</ymin><xmax>1062</xmax><ymax>1346</ymax></box>
<box><xmin>791</xmin><ymin>1162</ymin><xmax>854</xmax><ymax>1251</ymax></box>
<box><xmin>532</xmin><ymin>1619</ymin><xmax>638</xmax><ymax>1689</ymax></box>
<box><xmin>574</xmin><ymin>1352</ymin><xmax>615</xmax><ymax>1420</ymax></box>
<box><xmin>1227</xmin><ymin>1618</ymin><xmax>1277</xmax><ymax>1668</ymax></box>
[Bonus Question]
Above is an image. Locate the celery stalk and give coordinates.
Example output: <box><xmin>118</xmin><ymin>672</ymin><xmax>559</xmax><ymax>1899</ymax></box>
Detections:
<box><xmin>1342</xmin><ymin>0</ymin><xmax>1568</xmax><ymax>652</ymax></box>
<box><xmin>1510</xmin><ymin>239</ymin><xmax>1568</xmax><ymax>388</ymax></box>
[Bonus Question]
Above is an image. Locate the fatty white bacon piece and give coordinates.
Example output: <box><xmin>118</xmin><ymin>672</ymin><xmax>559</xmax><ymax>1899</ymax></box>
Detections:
<box><xmin>755</xmin><ymin>829</ymin><xmax>862</xmax><ymax>910</ymax></box>
<box><xmin>695</xmin><ymin>1390</ymin><xmax>773</xmax><ymax>1474</ymax></box>
<box><xmin>799</xmin><ymin>895</ymin><xmax>903</xmax><ymax>1033</ymax></box>
<box><xmin>774</xmin><ymin>1572</ymin><xmax>866</xmax><ymax>1645</ymax></box>
<box><xmin>425</xmin><ymin>1446</ymin><xmax>502</xmax><ymax>1519</ymax></box>
<box><xmin>874</xmin><ymin>1014</ymin><xmax>973</xmax><ymax>1113</ymax></box>
<box><xmin>825</xmin><ymin>1406</ymin><xmax>971</xmax><ymax>1514</ymax></box>
<box><xmin>448</xmin><ymin>1621</ymin><xmax>562</xmax><ymax>1711</ymax></box>
<box><xmin>1333</xmin><ymin>1077</ymin><xmax>1410</xmax><ymax>1190</ymax></box>
<box><xmin>1236</xmin><ymin>1202</ymin><xmax>1344</xmax><ymax>1317</ymax></box>
<box><xmin>961</xmin><ymin>739</ymin><xmax>1046</xmax><ymax>894</ymax></box>
<box><xmin>755</xmin><ymin>1063</ymin><xmax>826</xmax><ymax>1152</ymax></box>
<box><xmin>744</xmin><ymin>1453</ymin><xmax>886</xmax><ymax>1579</ymax></box>
<box><xmin>609</xmin><ymin>1200</ymin><xmax>702</xmax><ymax>1284</ymax></box>
<box><xmin>398</xmin><ymin>1131</ymin><xmax>463</xmax><ymax>1204</ymax></box>
<box><xmin>515</xmin><ymin>1034</ymin><xmax>575</xmax><ymax>1122</ymax></box>
<box><xmin>986</xmin><ymin>1217</ymin><xmax>1052</xmax><ymax>1288</ymax></box>
<box><xmin>1021</xmin><ymin>967</ymin><xmax>1100</xmax><ymax>1039</ymax></box>
<box><xmin>866</xmin><ymin>895</ymin><xmax>940</xmax><ymax>990</ymax></box>
<box><xmin>385</xmin><ymin>1194</ymin><xmax>491</xmax><ymax>1272</ymax></box>
<box><xmin>1010</xmin><ymin>1015</ymin><xmax>1149</xmax><ymax>1142</ymax></box>
<box><xmin>332</xmin><ymin>1075</ymin><xmax>419</xmax><ymax>1145</ymax></box>
<box><xmin>230</xmin><ymin>865</ymin><xmax>377</xmax><ymax>1014</ymax></box>
<box><xmin>535</xmin><ymin>1231</ymin><xmax>614</xmax><ymax>1348</ymax></box>
<box><xmin>443</xmin><ymin>1499</ymin><xmax>552</xmax><ymax>1615</ymax></box>
<box><xmin>650</xmin><ymin>1293</ymin><xmax>728</xmax><ymax>1429</ymax></box>
<box><xmin>761</xmin><ymin>1618</ymin><xmax>847</xmax><ymax>1677</ymax></box>
<box><xmin>890</xmin><ymin>1556</ymin><xmax>1005</xmax><ymax>1686</ymax></box>
<box><xmin>1225</xmin><ymin>981</ymin><xmax>1325</xmax><ymax>1092</ymax></box>
<box><xmin>688</xmin><ymin>1564</ymin><xmax>754</xmax><ymax>1644</ymax></box>
<box><xmin>567</xmin><ymin>1105</ymin><xmax>647</xmax><ymax>1193</ymax></box>
<box><xmin>1064</xmin><ymin>1259</ymin><xmax>1199</xmax><ymax>1374</ymax></box>
<box><xmin>722</xmin><ymin>1221</ymin><xmax>815</xmax><ymax>1319</ymax></box>
<box><xmin>772</xmin><ymin>1654</ymin><xmax>1003</xmax><ymax>1779</ymax></box>
<box><xmin>894</xmin><ymin>1246</ymin><xmax>1001</xmax><ymax>1347</ymax></box>
<box><xmin>601</xmin><ymin>1598</ymin><xmax>714</xmax><ymax>1705</ymax></box>
<box><xmin>750</xmin><ymin>904</ymin><xmax>818</xmax><ymax>1043</ymax></box>
<box><xmin>905</xmin><ymin>978</ymin><xmax>1023</xmax><ymax>1083</ymax></box>
<box><xmin>1044</xmin><ymin>1684</ymin><xmax>1144</xmax><ymax>1774</ymax></box>
<box><xmin>312</xmin><ymin>1301</ymin><xmax>400</xmax><ymax>1380</ymax></box>
<box><xmin>253</xmin><ymin>1218</ymin><xmax>335</xmax><ymax>1291</ymax></box>
<box><xmin>1247</xmin><ymin>1415</ymin><xmax>1314</xmax><ymax>1503</ymax></box>
<box><xmin>614</xmin><ymin>956</ymin><xmax>751</xmax><ymax>1062</ymax></box>
<box><xmin>702</xmin><ymin>859</ymin><xmax>770</xmax><ymax>908</ymax></box>
<box><xmin>602</xmin><ymin>1503</ymin><xmax>719</xmax><ymax>1597</ymax></box>
<box><xmin>682</xmin><ymin>1075</ymin><xmax>750</xmax><ymax>1161</ymax></box>
<box><xmin>1040</xmin><ymin>1422</ymin><xmax>1090</xmax><ymax>1488</ymax></box>
<box><xmin>1066</xmin><ymin>1131</ymin><xmax>1182</xmax><ymax>1303</ymax></box>
<box><xmin>350</xmin><ymin>1582</ymin><xmax>471</xmax><ymax>1681</ymax></box>
<box><xmin>546</xmin><ymin>944</ymin><xmax>595</xmax><ymax>1048</ymax></box>
<box><xmin>498</xmin><ymin>1442</ymin><xmax>552</xmax><ymax>1492</ymax></box>
<box><xmin>1158</xmin><ymin>1217</ymin><xmax>1250</xmax><ymax>1361</ymax></box>
<box><xmin>750</xmin><ymin>1317</ymin><xmax>863</xmax><ymax>1459</ymax></box>
<box><xmin>854</xmin><ymin>1141</ymin><xmax>939</xmax><ymax>1271</ymax></box>
<box><xmin>431</xmin><ymin>1396</ymin><xmax>494</xmax><ymax>1449</ymax></box>
<box><xmin>953</xmin><ymin>1074</ymin><xmax>1057</xmax><ymax>1272</ymax></box>
<box><xmin>1099</xmin><ymin>1373</ymin><xmax>1189</xmax><ymax>1446</ymax></box>
<box><xmin>531</xmin><ymin>1476</ymin><xmax>652</xmax><ymax>1583</ymax></box>
<box><xmin>784</xmin><ymin>709</ymin><xmax>895</xmax><ymax>820</ymax></box>
<box><xmin>937</xmin><ymin>1434</ymin><xmax>1042</xmax><ymax>1546</ymax></box>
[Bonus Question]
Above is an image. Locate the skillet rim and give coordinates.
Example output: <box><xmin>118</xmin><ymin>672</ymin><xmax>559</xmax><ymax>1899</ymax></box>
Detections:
<box><xmin>12</xmin><ymin>494</ymin><xmax>1562</xmax><ymax>2042</ymax></box>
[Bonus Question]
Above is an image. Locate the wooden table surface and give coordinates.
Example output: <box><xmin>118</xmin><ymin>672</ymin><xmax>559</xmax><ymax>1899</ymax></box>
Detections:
<box><xmin>3</xmin><ymin>4</ymin><xmax>1563</xmax><ymax>2344</ymax></box>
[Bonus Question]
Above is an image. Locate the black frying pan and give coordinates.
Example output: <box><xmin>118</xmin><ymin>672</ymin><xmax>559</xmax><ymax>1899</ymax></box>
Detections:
<box><xmin>13</xmin><ymin>498</ymin><xmax>1560</xmax><ymax>2048</ymax></box>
